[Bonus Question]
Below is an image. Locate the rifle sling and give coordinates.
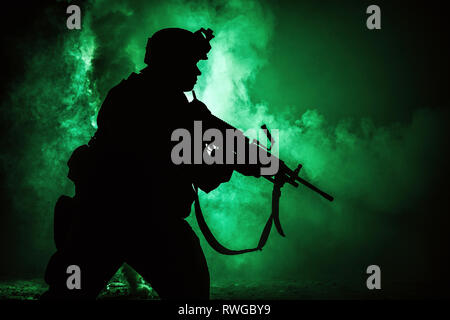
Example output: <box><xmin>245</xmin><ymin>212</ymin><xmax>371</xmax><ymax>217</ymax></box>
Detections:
<box><xmin>193</xmin><ymin>183</ymin><xmax>285</xmax><ymax>255</ymax></box>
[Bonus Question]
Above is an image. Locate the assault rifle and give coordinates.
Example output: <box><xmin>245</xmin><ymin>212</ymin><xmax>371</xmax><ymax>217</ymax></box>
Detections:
<box><xmin>191</xmin><ymin>91</ymin><xmax>333</xmax><ymax>255</ymax></box>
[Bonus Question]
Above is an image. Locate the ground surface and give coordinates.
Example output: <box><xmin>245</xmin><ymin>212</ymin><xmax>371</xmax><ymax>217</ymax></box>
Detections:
<box><xmin>0</xmin><ymin>277</ymin><xmax>437</xmax><ymax>300</ymax></box>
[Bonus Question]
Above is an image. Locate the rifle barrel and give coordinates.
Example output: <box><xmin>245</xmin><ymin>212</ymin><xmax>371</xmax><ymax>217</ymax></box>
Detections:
<box><xmin>295</xmin><ymin>176</ymin><xmax>334</xmax><ymax>202</ymax></box>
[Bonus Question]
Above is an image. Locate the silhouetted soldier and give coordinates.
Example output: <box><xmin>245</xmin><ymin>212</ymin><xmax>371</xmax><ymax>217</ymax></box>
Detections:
<box><xmin>42</xmin><ymin>28</ymin><xmax>244</xmax><ymax>300</ymax></box>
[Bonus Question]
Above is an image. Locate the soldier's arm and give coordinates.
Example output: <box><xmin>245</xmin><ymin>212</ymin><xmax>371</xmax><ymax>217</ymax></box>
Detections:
<box><xmin>190</xmin><ymin>98</ymin><xmax>262</xmax><ymax>190</ymax></box>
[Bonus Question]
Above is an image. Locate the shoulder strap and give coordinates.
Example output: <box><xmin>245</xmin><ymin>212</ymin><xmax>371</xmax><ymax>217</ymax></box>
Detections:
<box><xmin>193</xmin><ymin>183</ymin><xmax>285</xmax><ymax>255</ymax></box>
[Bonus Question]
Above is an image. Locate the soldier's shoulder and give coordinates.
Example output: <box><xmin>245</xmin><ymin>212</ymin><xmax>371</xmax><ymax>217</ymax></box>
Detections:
<box><xmin>111</xmin><ymin>73</ymin><xmax>141</xmax><ymax>92</ymax></box>
<box><xmin>105</xmin><ymin>73</ymin><xmax>158</xmax><ymax>105</ymax></box>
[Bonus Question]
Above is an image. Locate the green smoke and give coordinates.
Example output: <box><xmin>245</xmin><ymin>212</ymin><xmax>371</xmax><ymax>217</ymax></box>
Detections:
<box><xmin>1</xmin><ymin>0</ymin><xmax>449</xmax><ymax>293</ymax></box>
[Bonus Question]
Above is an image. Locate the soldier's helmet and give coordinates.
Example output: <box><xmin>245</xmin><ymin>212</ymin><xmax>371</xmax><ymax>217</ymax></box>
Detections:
<box><xmin>144</xmin><ymin>28</ymin><xmax>214</xmax><ymax>66</ymax></box>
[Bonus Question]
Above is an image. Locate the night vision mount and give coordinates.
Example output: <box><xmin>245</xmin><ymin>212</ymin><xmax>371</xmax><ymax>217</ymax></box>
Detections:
<box><xmin>193</xmin><ymin>28</ymin><xmax>215</xmax><ymax>60</ymax></box>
